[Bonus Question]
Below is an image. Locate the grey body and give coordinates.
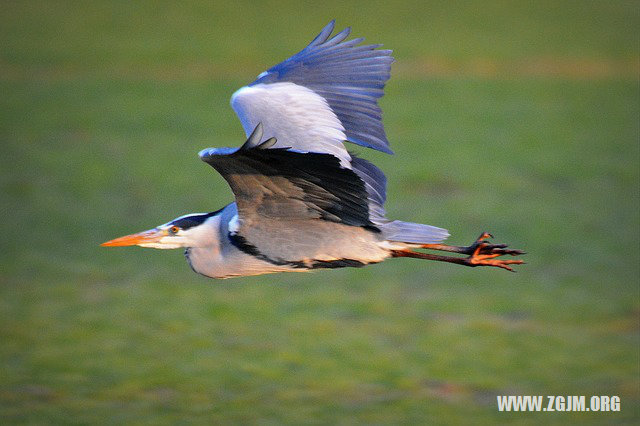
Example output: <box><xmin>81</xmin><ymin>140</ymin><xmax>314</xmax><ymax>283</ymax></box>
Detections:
<box><xmin>190</xmin><ymin>23</ymin><xmax>451</xmax><ymax>279</ymax></box>
<box><xmin>102</xmin><ymin>22</ymin><xmax>458</xmax><ymax>279</ymax></box>
<box><xmin>102</xmin><ymin>21</ymin><xmax>525</xmax><ymax>276</ymax></box>
<box><xmin>190</xmin><ymin>131</ymin><xmax>442</xmax><ymax>279</ymax></box>
<box><xmin>185</xmin><ymin>203</ymin><xmax>391</xmax><ymax>279</ymax></box>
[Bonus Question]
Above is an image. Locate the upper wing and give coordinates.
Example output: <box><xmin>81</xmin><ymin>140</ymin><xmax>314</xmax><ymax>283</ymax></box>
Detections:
<box><xmin>199</xmin><ymin>124</ymin><xmax>376</xmax><ymax>232</ymax></box>
<box><xmin>230</xmin><ymin>20</ymin><xmax>394</xmax><ymax>166</ymax></box>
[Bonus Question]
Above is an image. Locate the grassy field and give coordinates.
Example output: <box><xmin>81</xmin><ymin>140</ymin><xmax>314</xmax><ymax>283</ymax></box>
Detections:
<box><xmin>1</xmin><ymin>1</ymin><xmax>638</xmax><ymax>424</ymax></box>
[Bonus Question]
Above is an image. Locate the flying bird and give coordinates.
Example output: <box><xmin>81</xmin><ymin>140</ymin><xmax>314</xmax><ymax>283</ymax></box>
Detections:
<box><xmin>102</xmin><ymin>21</ymin><xmax>524</xmax><ymax>278</ymax></box>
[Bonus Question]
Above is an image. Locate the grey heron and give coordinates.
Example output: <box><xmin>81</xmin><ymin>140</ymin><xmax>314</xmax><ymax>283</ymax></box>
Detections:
<box><xmin>102</xmin><ymin>21</ymin><xmax>524</xmax><ymax>278</ymax></box>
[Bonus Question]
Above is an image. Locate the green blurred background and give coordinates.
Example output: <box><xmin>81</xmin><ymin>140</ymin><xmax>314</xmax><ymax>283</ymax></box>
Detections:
<box><xmin>1</xmin><ymin>1</ymin><xmax>638</xmax><ymax>424</ymax></box>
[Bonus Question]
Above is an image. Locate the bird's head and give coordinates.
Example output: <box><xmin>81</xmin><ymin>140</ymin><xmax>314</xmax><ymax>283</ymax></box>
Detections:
<box><xmin>101</xmin><ymin>212</ymin><xmax>220</xmax><ymax>249</ymax></box>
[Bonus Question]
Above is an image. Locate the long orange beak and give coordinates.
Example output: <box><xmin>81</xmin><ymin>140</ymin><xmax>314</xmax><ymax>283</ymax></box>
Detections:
<box><xmin>101</xmin><ymin>229</ymin><xmax>163</xmax><ymax>247</ymax></box>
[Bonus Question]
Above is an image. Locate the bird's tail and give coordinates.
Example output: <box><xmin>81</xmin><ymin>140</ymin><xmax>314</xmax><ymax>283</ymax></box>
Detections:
<box><xmin>380</xmin><ymin>220</ymin><xmax>450</xmax><ymax>245</ymax></box>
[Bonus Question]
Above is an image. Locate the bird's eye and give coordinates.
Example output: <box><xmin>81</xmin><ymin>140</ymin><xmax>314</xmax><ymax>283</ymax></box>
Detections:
<box><xmin>169</xmin><ymin>225</ymin><xmax>180</xmax><ymax>235</ymax></box>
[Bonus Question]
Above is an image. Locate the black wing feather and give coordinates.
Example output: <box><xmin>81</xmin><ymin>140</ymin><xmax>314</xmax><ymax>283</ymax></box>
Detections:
<box><xmin>200</xmin><ymin>143</ymin><xmax>375</xmax><ymax>230</ymax></box>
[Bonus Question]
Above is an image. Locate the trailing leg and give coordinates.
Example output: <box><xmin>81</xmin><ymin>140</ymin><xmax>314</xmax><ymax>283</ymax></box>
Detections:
<box><xmin>391</xmin><ymin>232</ymin><xmax>525</xmax><ymax>272</ymax></box>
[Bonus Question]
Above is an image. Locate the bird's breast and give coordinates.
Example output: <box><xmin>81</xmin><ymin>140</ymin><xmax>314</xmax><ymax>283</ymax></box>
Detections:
<box><xmin>184</xmin><ymin>243</ymin><xmax>290</xmax><ymax>279</ymax></box>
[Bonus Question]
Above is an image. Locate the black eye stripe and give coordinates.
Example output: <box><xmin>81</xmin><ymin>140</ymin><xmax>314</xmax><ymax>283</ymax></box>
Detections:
<box><xmin>172</xmin><ymin>218</ymin><xmax>201</xmax><ymax>229</ymax></box>
<box><xmin>170</xmin><ymin>209</ymin><xmax>222</xmax><ymax>230</ymax></box>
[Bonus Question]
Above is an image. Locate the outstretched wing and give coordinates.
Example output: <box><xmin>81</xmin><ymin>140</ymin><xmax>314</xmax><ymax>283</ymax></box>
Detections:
<box><xmin>199</xmin><ymin>124</ymin><xmax>377</xmax><ymax>236</ymax></box>
<box><xmin>230</xmin><ymin>20</ymin><xmax>394</xmax><ymax>166</ymax></box>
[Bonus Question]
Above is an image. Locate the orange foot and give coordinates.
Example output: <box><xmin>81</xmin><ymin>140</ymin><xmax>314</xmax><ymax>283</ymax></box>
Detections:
<box><xmin>465</xmin><ymin>232</ymin><xmax>525</xmax><ymax>272</ymax></box>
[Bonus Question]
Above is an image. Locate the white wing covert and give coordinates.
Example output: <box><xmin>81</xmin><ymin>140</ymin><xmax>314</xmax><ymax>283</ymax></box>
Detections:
<box><xmin>230</xmin><ymin>20</ymin><xmax>394</xmax><ymax>167</ymax></box>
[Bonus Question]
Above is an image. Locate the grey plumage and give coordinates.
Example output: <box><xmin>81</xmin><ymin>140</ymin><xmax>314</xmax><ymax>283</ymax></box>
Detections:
<box><xmin>250</xmin><ymin>20</ymin><xmax>393</xmax><ymax>153</ymax></box>
<box><xmin>102</xmin><ymin>21</ymin><xmax>524</xmax><ymax>277</ymax></box>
